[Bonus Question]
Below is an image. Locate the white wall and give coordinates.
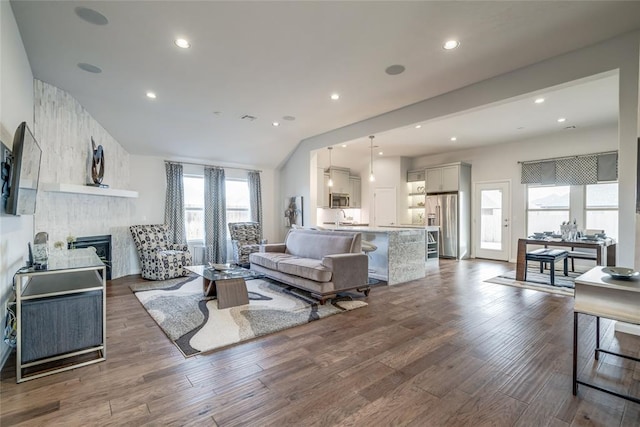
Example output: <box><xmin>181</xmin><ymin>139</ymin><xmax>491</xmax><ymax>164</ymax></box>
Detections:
<box><xmin>279</xmin><ymin>31</ymin><xmax>640</xmax><ymax>267</ymax></box>
<box><xmin>410</xmin><ymin>124</ymin><xmax>618</xmax><ymax>261</ymax></box>
<box><xmin>0</xmin><ymin>1</ymin><xmax>35</xmax><ymax>368</ymax></box>
<box><xmin>129</xmin><ymin>155</ymin><xmax>278</xmax><ymax>273</ymax></box>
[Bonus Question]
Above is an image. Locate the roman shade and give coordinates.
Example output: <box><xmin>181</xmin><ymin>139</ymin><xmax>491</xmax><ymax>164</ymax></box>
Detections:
<box><xmin>520</xmin><ymin>152</ymin><xmax>617</xmax><ymax>185</ymax></box>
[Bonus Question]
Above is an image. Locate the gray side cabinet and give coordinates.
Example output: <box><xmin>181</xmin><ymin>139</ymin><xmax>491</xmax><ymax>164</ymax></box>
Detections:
<box><xmin>15</xmin><ymin>255</ymin><xmax>106</xmax><ymax>382</ymax></box>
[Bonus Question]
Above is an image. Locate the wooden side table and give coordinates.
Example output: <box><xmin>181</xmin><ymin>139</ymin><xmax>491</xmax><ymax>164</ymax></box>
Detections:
<box><xmin>573</xmin><ymin>266</ymin><xmax>640</xmax><ymax>404</ymax></box>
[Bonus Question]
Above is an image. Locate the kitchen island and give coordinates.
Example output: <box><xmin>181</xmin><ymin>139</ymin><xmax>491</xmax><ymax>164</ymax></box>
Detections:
<box><xmin>326</xmin><ymin>226</ymin><xmax>426</xmax><ymax>285</ymax></box>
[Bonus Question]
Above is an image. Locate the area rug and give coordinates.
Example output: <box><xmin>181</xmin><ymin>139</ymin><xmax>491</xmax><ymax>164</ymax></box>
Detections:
<box><xmin>484</xmin><ymin>268</ymin><xmax>582</xmax><ymax>297</ymax></box>
<box><xmin>130</xmin><ymin>275</ymin><xmax>368</xmax><ymax>356</ymax></box>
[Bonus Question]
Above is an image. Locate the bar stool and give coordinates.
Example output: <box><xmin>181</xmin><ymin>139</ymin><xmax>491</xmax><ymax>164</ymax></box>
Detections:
<box><xmin>361</xmin><ymin>240</ymin><xmax>377</xmax><ymax>284</ymax></box>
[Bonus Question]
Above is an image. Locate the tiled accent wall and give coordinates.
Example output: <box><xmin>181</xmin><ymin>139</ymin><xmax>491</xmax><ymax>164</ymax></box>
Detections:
<box><xmin>33</xmin><ymin>80</ymin><xmax>133</xmax><ymax>278</ymax></box>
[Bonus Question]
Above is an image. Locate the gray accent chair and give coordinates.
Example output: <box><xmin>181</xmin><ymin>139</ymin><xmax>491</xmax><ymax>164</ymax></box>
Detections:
<box><xmin>129</xmin><ymin>224</ymin><xmax>192</xmax><ymax>280</ymax></box>
<box><xmin>228</xmin><ymin>222</ymin><xmax>262</xmax><ymax>267</ymax></box>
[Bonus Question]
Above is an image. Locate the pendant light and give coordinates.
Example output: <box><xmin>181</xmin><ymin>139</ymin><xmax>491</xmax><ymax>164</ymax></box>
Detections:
<box><xmin>369</xmin><ymin>135</ymin><xmax>375</xmax><ymax>182</ymax></box>
<box><xmin>327</xmin><ymin>147</ymin><xmax>334</xmax><ymax>187</ymax></box>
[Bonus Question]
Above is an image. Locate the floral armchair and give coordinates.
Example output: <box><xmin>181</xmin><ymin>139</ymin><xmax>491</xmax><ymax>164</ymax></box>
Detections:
<box><xmin>228</xmin><ymin>222</ymin><xmax>262</xmax><ymax>267</ymax></box>
<box><xmin>129</xmin><ymin>224</ymin><xmax>192</xmax><ymax>280</ymax></box>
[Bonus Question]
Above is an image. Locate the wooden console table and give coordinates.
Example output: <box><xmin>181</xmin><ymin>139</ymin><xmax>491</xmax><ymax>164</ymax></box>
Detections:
<box><xmin>573</xmin><ymin>266</ymin><xmax>640</xmax><ymax>403</ymax></box>
<box><xmin>516</xmin><ymin>238</ymin><xmax>616</xmax><ymax>281</ymax></box>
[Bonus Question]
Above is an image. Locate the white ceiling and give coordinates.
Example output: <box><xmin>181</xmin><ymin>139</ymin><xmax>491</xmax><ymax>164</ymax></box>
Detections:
<box><xmin>326</xmin><ymin>72</ymin><xmax>619</xmax><ymax>167</ymax></box>
<box><xmin>10</xmin><ymin>1</ymin><xmax>640</xmax><ymax>169</ymax></box>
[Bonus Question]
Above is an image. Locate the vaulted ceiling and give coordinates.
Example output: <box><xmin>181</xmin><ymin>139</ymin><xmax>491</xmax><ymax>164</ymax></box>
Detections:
<box><xmin>11</xmin><ymin>1</ymin><xmax>640</xmax><ymax>169</ymax></box>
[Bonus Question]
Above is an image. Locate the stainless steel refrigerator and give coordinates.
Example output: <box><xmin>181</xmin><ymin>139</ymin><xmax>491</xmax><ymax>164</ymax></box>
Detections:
<box><xmin>425</xmin><ymin>193</ymin><xmax>459</xmax><ymax>258</ymax></box>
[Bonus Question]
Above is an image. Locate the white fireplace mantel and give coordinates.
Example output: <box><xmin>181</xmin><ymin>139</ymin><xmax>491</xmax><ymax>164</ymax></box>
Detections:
<box><xmin>41</xmin><ymin>182</ymin><xmax>139</xmax><ymax>198</ymax></box>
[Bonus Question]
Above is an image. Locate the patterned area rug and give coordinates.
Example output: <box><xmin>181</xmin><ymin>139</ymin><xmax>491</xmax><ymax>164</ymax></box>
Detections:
<box><xmin>130</xmin><ymin>275</ymin><xmax>368</xmax><ymax>356</ymax></box>
<box><xmin>484</xmin><ymin>268</ymin><xmax>582</xmax><ymax>297</ymax></box>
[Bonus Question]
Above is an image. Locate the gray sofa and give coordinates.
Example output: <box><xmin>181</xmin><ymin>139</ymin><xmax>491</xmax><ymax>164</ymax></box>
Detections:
<box><xmin>249</xmin><ymin>228</ymin><xmax>370</xmax><ymax>304</ymax></box>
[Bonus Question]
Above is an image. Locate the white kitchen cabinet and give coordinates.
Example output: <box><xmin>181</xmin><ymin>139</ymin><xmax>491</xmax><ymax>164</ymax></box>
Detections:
<box><xmin>349</xmin><ymin>176</ymin><xmax>361</xmax><ymax>208</ymax></box>
<box><xmin>317</xmin><ymin>168</ymin><xmax>329</xmax><ymax>207</ymax></box>
<box><xmin>328</xmin><ymin>167</ymin><xmax>350</xmax><ymax>194</ymax></box>
<box><xmin>426</xmin><ymin>164</ymin><xmax>462</xmax><ymax>193</ymax></box>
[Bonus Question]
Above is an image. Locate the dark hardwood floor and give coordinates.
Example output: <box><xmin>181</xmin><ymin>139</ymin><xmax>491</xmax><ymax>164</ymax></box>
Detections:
<box><xmin>1</xmin><ymin>259</ymin><xmax>639</xmax><ymax>426</ymax></box>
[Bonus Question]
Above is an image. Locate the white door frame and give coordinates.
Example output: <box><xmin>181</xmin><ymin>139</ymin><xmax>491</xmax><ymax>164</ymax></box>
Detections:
<box><xmin>473</xmin><ymin>180</ymin><xmax>511</xmax><ymax>261</ymax></box>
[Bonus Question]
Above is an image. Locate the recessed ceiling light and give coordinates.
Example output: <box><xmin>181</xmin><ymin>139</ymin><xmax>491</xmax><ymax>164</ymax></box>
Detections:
<box><xmin>557</xmin><ymin>117</ymin><xmax>566</xmax><ymax>123</ymax></box>
<box><xmin>272</xmin><ymin>122</ymin><xmax>280</xmax><ymax>127</ymax></box>
<box><xmin>534</xmin><ymin>98</ymin><xmax>545</xmax><ymax>104</ymax></box>
<box><xmin>415</xmin><ymin>125</ymin><xmax>422</xmax><ymax>129</ymax></box>
<box><xmin>174</xmin><ymin>38</ymin><xmax>191</xmax><ymax>49</ymax></box>
<box><xmin>282</xmin><ymin>115</ymin><xmax>296</xmax><ymax>121</ymax></box>
<box><xmin>450</xmin><ymin>137</ymin><xmax>457</xmax><ymax>141</ymax></box>
<box><xmin>75</xmin><ymin>7</ymin><xmax>108</xmax><ymax>25</ymax></box>
<box><xmin>378</xmin><ymin>151</ymin><xmax>383</xmax><ymax>155</ymax></box>
<box><xmin>341</xmin><ymin>144</ymin><xmax>347</xmax><ymax>148</ymax></box>
<box><xmin>146</xmin><ymin>92</ymin><xmax>157</xmax><ymax>99</ymax></box>
<box><xmin>385</xmin><ymin>64</ymin><xmax>405</xmax><ymax>75</ymax></box>
<box><xmin>443</xmin><ymin>40</ymin><xmax>460</xmax><ymax>50</ymax></box>
<box><xmin>330</xmin><ymin>93</ymin><xmax>340</xmax><ymax>101</ymax></box>
<box><xmin>77</xmin><ymin>63</ymin><xmax>102</xmax><ymax>73</ymax></box>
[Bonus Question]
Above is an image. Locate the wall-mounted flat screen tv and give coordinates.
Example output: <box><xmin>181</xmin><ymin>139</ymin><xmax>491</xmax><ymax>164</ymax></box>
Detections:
<box><xmin>6</xmin><ymin>122</ymin><xmax>42</xmax><ymax>215</ymax></box>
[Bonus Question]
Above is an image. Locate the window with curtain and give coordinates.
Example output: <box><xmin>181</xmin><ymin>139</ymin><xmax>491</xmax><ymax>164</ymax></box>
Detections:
<box><xmin>526</xmin><ymin>183</ymin><xmax>619</xmax><ymax>239</ymax></box>
<box><xmin>182</xmin><ymin>176</ymin><xmax>250</xmax><ymax>242</ymax></box>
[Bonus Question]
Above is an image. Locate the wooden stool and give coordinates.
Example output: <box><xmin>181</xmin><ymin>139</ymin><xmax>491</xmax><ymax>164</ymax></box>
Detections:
<box><xmin>525</xmin><ymin>248</ymin><xmax>568</xmax><ymax>285</ymax></box>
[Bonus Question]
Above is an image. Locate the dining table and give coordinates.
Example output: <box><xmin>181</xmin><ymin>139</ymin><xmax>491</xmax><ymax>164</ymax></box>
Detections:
<box><xmin>515</xmin><ymin>238</ymin><xmax>616</xmax><ymax>281</ymax></box>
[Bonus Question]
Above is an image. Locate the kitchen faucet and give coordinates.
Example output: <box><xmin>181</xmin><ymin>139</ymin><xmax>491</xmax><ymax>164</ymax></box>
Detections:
<box><xmin>335</xmin><ymin>209</ymin><xmax>346</xmax><ymax>227</ymax></box>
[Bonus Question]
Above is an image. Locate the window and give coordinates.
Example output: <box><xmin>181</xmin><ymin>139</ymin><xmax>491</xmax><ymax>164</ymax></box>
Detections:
<box><xmin>526</xmin><ymin>183</ymin><xmax>619</xmax><ymax>239</ymax></box>
<box><xmin>527</xmin><ymin>185</ymin><xmax>570</xmax><ymax>235</ymax></box>
<box><xmin>585</xmin><ymin>183</ymin><xmax>618</xmax><ymax>240</ymax></box>
<box><xmin>184</xmin><ymin>176</ymin><xmax>204</xmax><ymax>241</ymax></box>
<box><xmin>182</xmin><ymin>176</ymin><xmax>251</xmax><ymax>242</ymax></box>
<box><xmin>225</xmin><ymin>179</ymin><xmax>251</xmax><ymax>223</ymax></box>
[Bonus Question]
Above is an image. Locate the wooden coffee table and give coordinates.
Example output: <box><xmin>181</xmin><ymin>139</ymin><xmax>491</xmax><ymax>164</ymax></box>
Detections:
<box><xmin>185</xmin><ymin>265</ymin><xmax>264</xmax><ymax>309</ymax></box>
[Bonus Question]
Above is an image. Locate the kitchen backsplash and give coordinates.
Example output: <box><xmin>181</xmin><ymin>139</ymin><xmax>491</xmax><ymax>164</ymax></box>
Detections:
<box><xmin>316</xmin><ymin>208</ymin><xmax>362</xmax><ymax>224</ymax></box>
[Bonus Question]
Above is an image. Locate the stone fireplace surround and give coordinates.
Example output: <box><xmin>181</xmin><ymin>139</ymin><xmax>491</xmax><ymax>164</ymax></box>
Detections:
<box><xmin>33</xmin><ymin>80</ymin><xmax>134</xmax><ymax>280</ymax></box>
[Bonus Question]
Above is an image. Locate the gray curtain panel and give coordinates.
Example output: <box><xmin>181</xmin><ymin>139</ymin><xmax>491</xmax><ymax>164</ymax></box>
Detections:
<box><xmin>247</xmin><ymin>171</ymin><xmax>263</xmax><ymax>239</ymax></box>
<box><xmin>164</xmin><ymin>162</ymin><xmax>187</xmax><ymax>243</ymax></box>
<box><xmin>597</xmin><ymin>153</ymin><xmax>618</xmax><ymax>182</ymax></box>
<box><xmin>204</xmin><ymin>167</ymin><xmax>227</xmax><ymax>263</ymax></box>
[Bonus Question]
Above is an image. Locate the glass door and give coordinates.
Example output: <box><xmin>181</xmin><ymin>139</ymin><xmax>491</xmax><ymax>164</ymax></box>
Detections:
<box><xmin>475</xmin><ymin>181</ymin><xmax>510</xmax><ymax>261</ymax></box>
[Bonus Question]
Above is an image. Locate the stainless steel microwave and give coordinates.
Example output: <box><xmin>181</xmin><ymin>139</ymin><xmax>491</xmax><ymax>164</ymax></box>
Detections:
<box><xmin>330</xmin><ymin>193</ymin><xmax>350</xmax><ymax>208</ymax></box>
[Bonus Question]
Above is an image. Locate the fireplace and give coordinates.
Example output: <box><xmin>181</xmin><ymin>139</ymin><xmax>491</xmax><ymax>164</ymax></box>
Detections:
<box><xmin>70</xmin><ymin>235</ymin><xmax>112</xmax><ymax>280</ymax></box>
